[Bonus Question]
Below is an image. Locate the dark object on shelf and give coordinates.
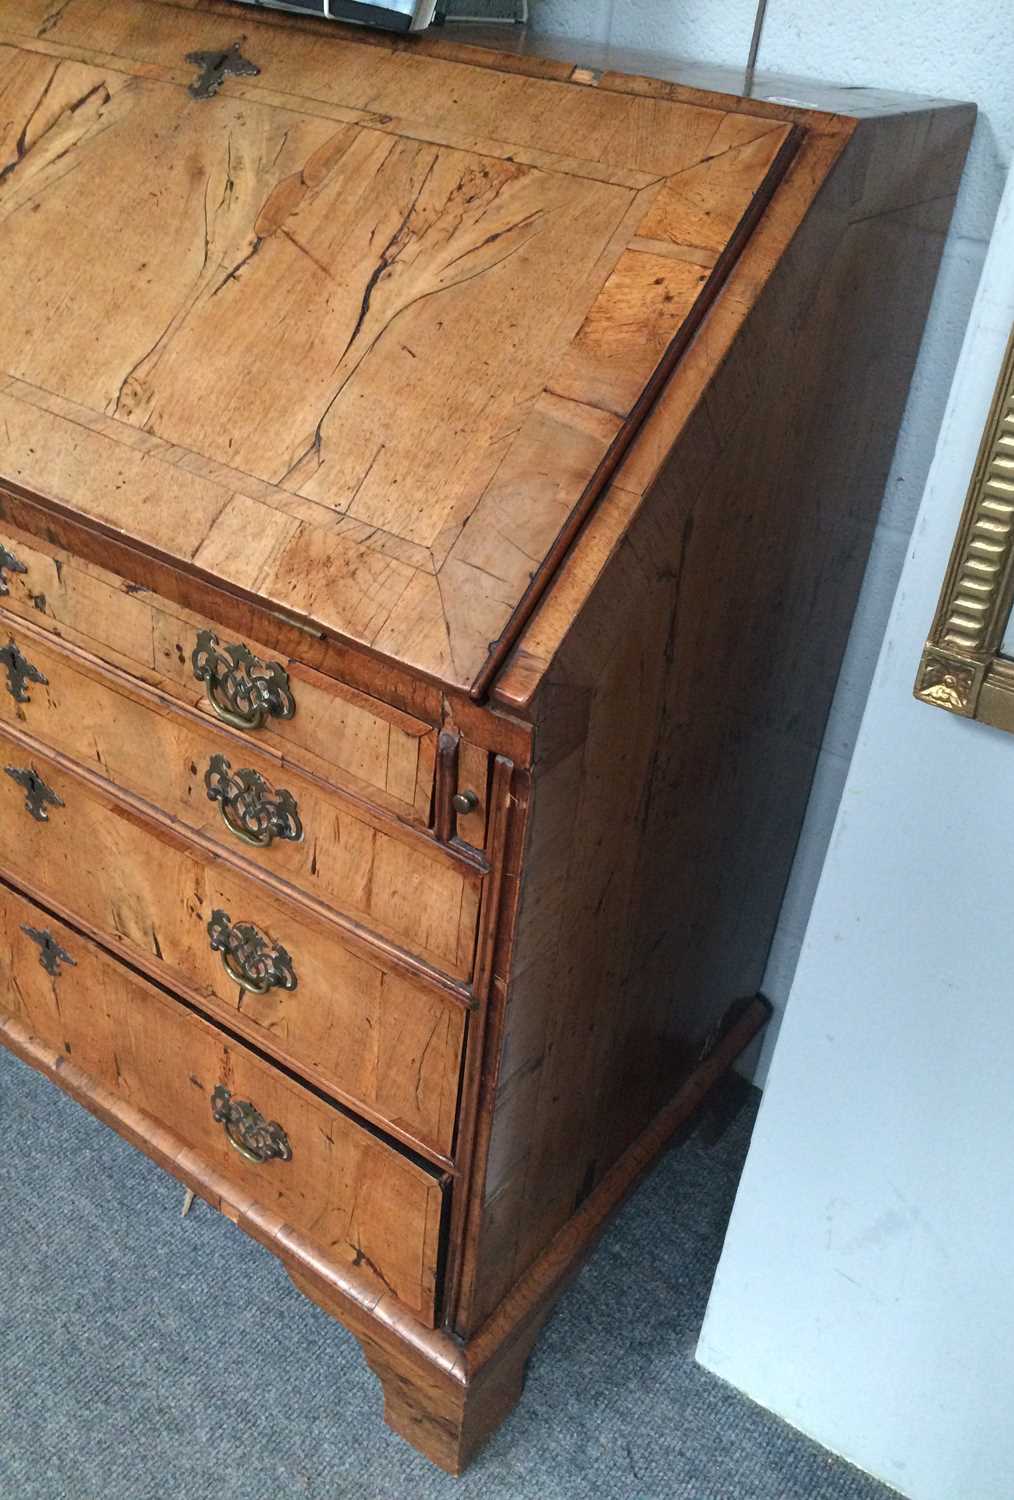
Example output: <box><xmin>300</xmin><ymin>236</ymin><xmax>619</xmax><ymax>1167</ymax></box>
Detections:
<box><xmin>234</xmin><ymin>0</ymin><xmax>437</xmax><ymax>31</ymax></box>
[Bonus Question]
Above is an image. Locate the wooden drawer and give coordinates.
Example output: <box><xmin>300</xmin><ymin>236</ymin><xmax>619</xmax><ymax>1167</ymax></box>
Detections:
<box><xmin>0</xmin><ymin>614</ymin><xmax>480</xmax><ymax>978</ymax></box>
<box><xmin>0</xmin><ymin>720</ymin><xmax>466</xmax><ymax>1160</ymax></box>
<box><xmin>0</xmin><ymin>523</ymin><xmax>436</xmax><ymax>824</ymax></box>
<box><xmin>0</xmin><ymin>876</ymin><xmax>446</xmax><ymax>1324</ymax></box>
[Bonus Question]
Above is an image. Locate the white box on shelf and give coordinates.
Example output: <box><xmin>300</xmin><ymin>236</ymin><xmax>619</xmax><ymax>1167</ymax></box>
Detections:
<box><xmin>240</xmin><ymin>0</ymin><xmax>438</xmax><ymax>31</ymax></box>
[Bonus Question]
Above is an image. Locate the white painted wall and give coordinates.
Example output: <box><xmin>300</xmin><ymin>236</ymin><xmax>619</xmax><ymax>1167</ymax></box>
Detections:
<box><xmin>696</xmin><ymin>161</ymin><xmax>1014</xmax><ymax>1499</ymax></box>
<box><xmin>525</xmin><ymin>0</ymin><xmax>1014</xmax><ymax>1082</ymax></box>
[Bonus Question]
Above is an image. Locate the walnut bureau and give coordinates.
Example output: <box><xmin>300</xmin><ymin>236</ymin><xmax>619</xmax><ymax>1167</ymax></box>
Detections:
<box><xmin>0</xmin><ymin>0</ymin><xmax>973</xmax><ymax>1474</ymax></box>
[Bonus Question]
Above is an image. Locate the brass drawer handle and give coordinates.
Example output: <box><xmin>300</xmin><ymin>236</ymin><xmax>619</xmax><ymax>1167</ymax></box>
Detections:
<box><xmin>4</xmin><ymin>763</ymin><xmax>63</xmax><ymax>821</ymax></box>
<box><xmin>0</xmin><ymin>641</ymin><xmax>47</xmax><ymax>704</ymax></box>
<box><xmin>204</xmin><ymin>753</ymin><xmax>302</xmax><ymax>848</ymax></box>
<box><xmin>211</xmin><ymin>1085</ymin><xmax>292</xmax><ymax>1164</ymax></box>
<box><xmin>192</xmin><ymin>631</ymin><xmax>295</xmax><ymax>732</ymax></box>
<box><xmin>207</xmin><ymin>909</ymin><xmax>297</xmax><ymax>995</ymax></box>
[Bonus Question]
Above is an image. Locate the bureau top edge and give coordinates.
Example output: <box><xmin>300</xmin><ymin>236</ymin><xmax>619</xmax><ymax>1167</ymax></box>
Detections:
<box><xmin>0</xmin><ymin>491</ymin><xmax>535</xmax><ymax>768</ymax></box>
<box><xmin>0</xmin><ymin>0</ymin><xmax>816</xmax><ymax>703</ymax></box>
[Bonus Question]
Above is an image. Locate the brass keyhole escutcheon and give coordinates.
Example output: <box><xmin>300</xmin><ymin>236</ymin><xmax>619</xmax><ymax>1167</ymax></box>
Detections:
<box><xmin>185</xmin><ymin>41</ymin><xmax>260</xmax><ymax>101</ymax></box>
<box><xmin>0</xmin><ymin>641</ymin><xmax>47</xmax><ymax>704</ymax></box>
<box><xmin>4</xmin><ymin>764</ymin><xmax>63</xmax><ymax>822</ymax></box>
<box><xmin>0</xmin><ymin>545</ymin><xmax>27</xmax><ymax>597</ymax></box>
<box><xmin>22</xmin><ymin>924</ymin><xmax>75</xmax><ymax>977</ymax></box>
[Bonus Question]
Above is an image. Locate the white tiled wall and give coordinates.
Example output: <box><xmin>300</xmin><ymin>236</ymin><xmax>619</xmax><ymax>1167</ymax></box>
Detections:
<box><xmin>530</xmin><ymin>0</ymin><xmax>1013</xmax><ymax>1082</ymax></box>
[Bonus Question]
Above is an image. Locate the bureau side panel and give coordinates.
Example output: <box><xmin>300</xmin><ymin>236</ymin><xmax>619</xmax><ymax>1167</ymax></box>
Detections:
<box><xmin>459</xmin><ymin>102</ymin><xmax>976</xmax><ymax>1331</ymax></box>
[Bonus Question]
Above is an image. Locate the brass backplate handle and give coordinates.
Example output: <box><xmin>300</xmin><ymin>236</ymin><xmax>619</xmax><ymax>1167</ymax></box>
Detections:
<box><xmin>191</xmin><ymin>630</ymin><xmax>295</xmax><ymax>731</ymax></box>
<box><xmin>210</xmin><ymin>1085</ymin><xmax>292</xmax><ymax>1164</ymax></box>
<box><xmin>203</xmin><ymin>753</ymin><xmax>302</xmax><ymax>847</ymax></box>
<box><xmin>207</xmin><ymin>908</ymin><xmax>297</xmax><ymax>995</ymax></box>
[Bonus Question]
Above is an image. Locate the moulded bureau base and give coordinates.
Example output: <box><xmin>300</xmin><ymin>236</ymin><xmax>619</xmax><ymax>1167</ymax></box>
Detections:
<box><xmin>0</xmin><ymin>977</ymin><xmax>766</xmax><ymax>1475</ymax></box>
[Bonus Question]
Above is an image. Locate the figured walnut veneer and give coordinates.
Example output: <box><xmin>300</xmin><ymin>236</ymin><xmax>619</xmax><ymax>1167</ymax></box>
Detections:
<box><xmin>0</xmin><ymin>0</ymin><xmax>973</xmax><ymax>1475</ymax></box>
<box><xmin>0</xmin><ymin>0</ymin><xmax>799</xmax><ymax>693</ymax></box>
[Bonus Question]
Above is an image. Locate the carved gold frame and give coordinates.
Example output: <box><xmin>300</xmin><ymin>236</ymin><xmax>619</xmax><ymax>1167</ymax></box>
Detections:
<box><xmin>916</xmin><ymin>322</ymin><xmax>1014</xmax><ymax>729</ymax></box>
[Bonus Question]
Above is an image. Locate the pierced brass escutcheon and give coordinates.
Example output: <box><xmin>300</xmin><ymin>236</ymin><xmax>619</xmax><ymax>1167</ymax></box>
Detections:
<box><xmin>210</xmin><ymin>1085</ymin><xmax>292</xmax><ymax>1164</ymax></box>
<box><xmin>21</xmin><ymin>925</ymin><xmax>75</xmax><ymax>977</ymax></box>
<box><xmin>185</xmin><ymin>41</ymin><xmax>260</xmax><ymax>100</ymax></box>
<box><xmin>0</xmin><ymin>640</ymin><xmax>47</xmax><ymax>704</ymax></box>
<box><xmin>207</xmin><ymin>909</ymin><xmax>297</xmax><ymax>996</ymax></box>
<box><xmin>0</xmin><ymin>546</ymin><xmax>26</xmax><ymax>597</ymax></box>
<box><xmin>191</xmin><ymin>630</ymin><xmax>295</xmax><ymax>732</ymax></box>
<box><xmin>4</xmin><ymin>763</ymin><xmax>63</xmax><ymax>821</ymax></box>
<box><xmin>203</xmin><ymin>754</ymin><xmax>302</xmax><ymax>848</ymax></box>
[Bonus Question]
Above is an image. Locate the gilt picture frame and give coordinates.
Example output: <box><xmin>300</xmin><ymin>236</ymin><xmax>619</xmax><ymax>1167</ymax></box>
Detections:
<box><xmin>915</xmin><ymin>320</ymin><xmax>1014</xmax><ymax>729</ymax></box>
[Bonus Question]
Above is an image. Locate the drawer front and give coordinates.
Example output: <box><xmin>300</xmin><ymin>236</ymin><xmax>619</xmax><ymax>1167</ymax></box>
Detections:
<box><xmin>0</xmin><ymin>616</ymin><xmax>480</xmax><ymax>978</ymax></box>
<box><xmin>0</xmin><ymin>524</ymin><xmax>436</xmax><ymax>823</ymax></box>
<box><xmin>0</xmin><ymin>879</ymin><xmax>446</xmax><ymax>1324</ymax></box>
<box><xmin>0</xmin><ymin>724</ymin><xmax>465</xmax><ymax>1159</ymax></box>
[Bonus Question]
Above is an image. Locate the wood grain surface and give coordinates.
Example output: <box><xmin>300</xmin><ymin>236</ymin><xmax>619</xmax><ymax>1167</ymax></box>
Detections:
<box><xmin>0</xmin><ymin>881</ymin><xmax>766</xmax><ymax>1471</ymax></box>
<box><xmin>0</xmin><ymin>0</ymin><xmax>977</xmax><ymax>1473</ymax></box>
<box><xmin>0</xmin><ymin>619</ymin><xmax>481</xmax><ymax>975</ymax></box>
<box><xmin>0</xmin><ymin>528</ymin><xmax>439</xmax><ymax>818</ymax></box>
<box><xmin>0</xmin><ymin>713</ymin><xmax>468</xmax><ymax>1158</ymax></box>
<box><xmin>454</xmin><ymin>100</ymin><xmax>977</xmax><ymax>1331</ymax></box>
<box><xmin>0</xmin><ymin>877</ymin><xmax>447</xmax><ymax>1321</ymax></box>
<box><xmin>0</xmin><ymin>0</ymin><xmax>793</xmax><ymax>694</ymax></box>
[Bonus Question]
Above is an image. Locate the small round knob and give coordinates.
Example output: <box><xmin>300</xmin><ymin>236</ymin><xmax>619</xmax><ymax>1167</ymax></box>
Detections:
<box><xmin>452</xmin><ymin>789</ymin><xmax>479</xmax><ymax>816</ymax></box>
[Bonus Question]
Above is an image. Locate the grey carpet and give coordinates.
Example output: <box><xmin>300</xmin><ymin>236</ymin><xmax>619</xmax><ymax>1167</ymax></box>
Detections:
<box><xmin>0</xmin><ymin>1046</ymin><xmax>895</xmax><ymax>1500</ymax></box>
